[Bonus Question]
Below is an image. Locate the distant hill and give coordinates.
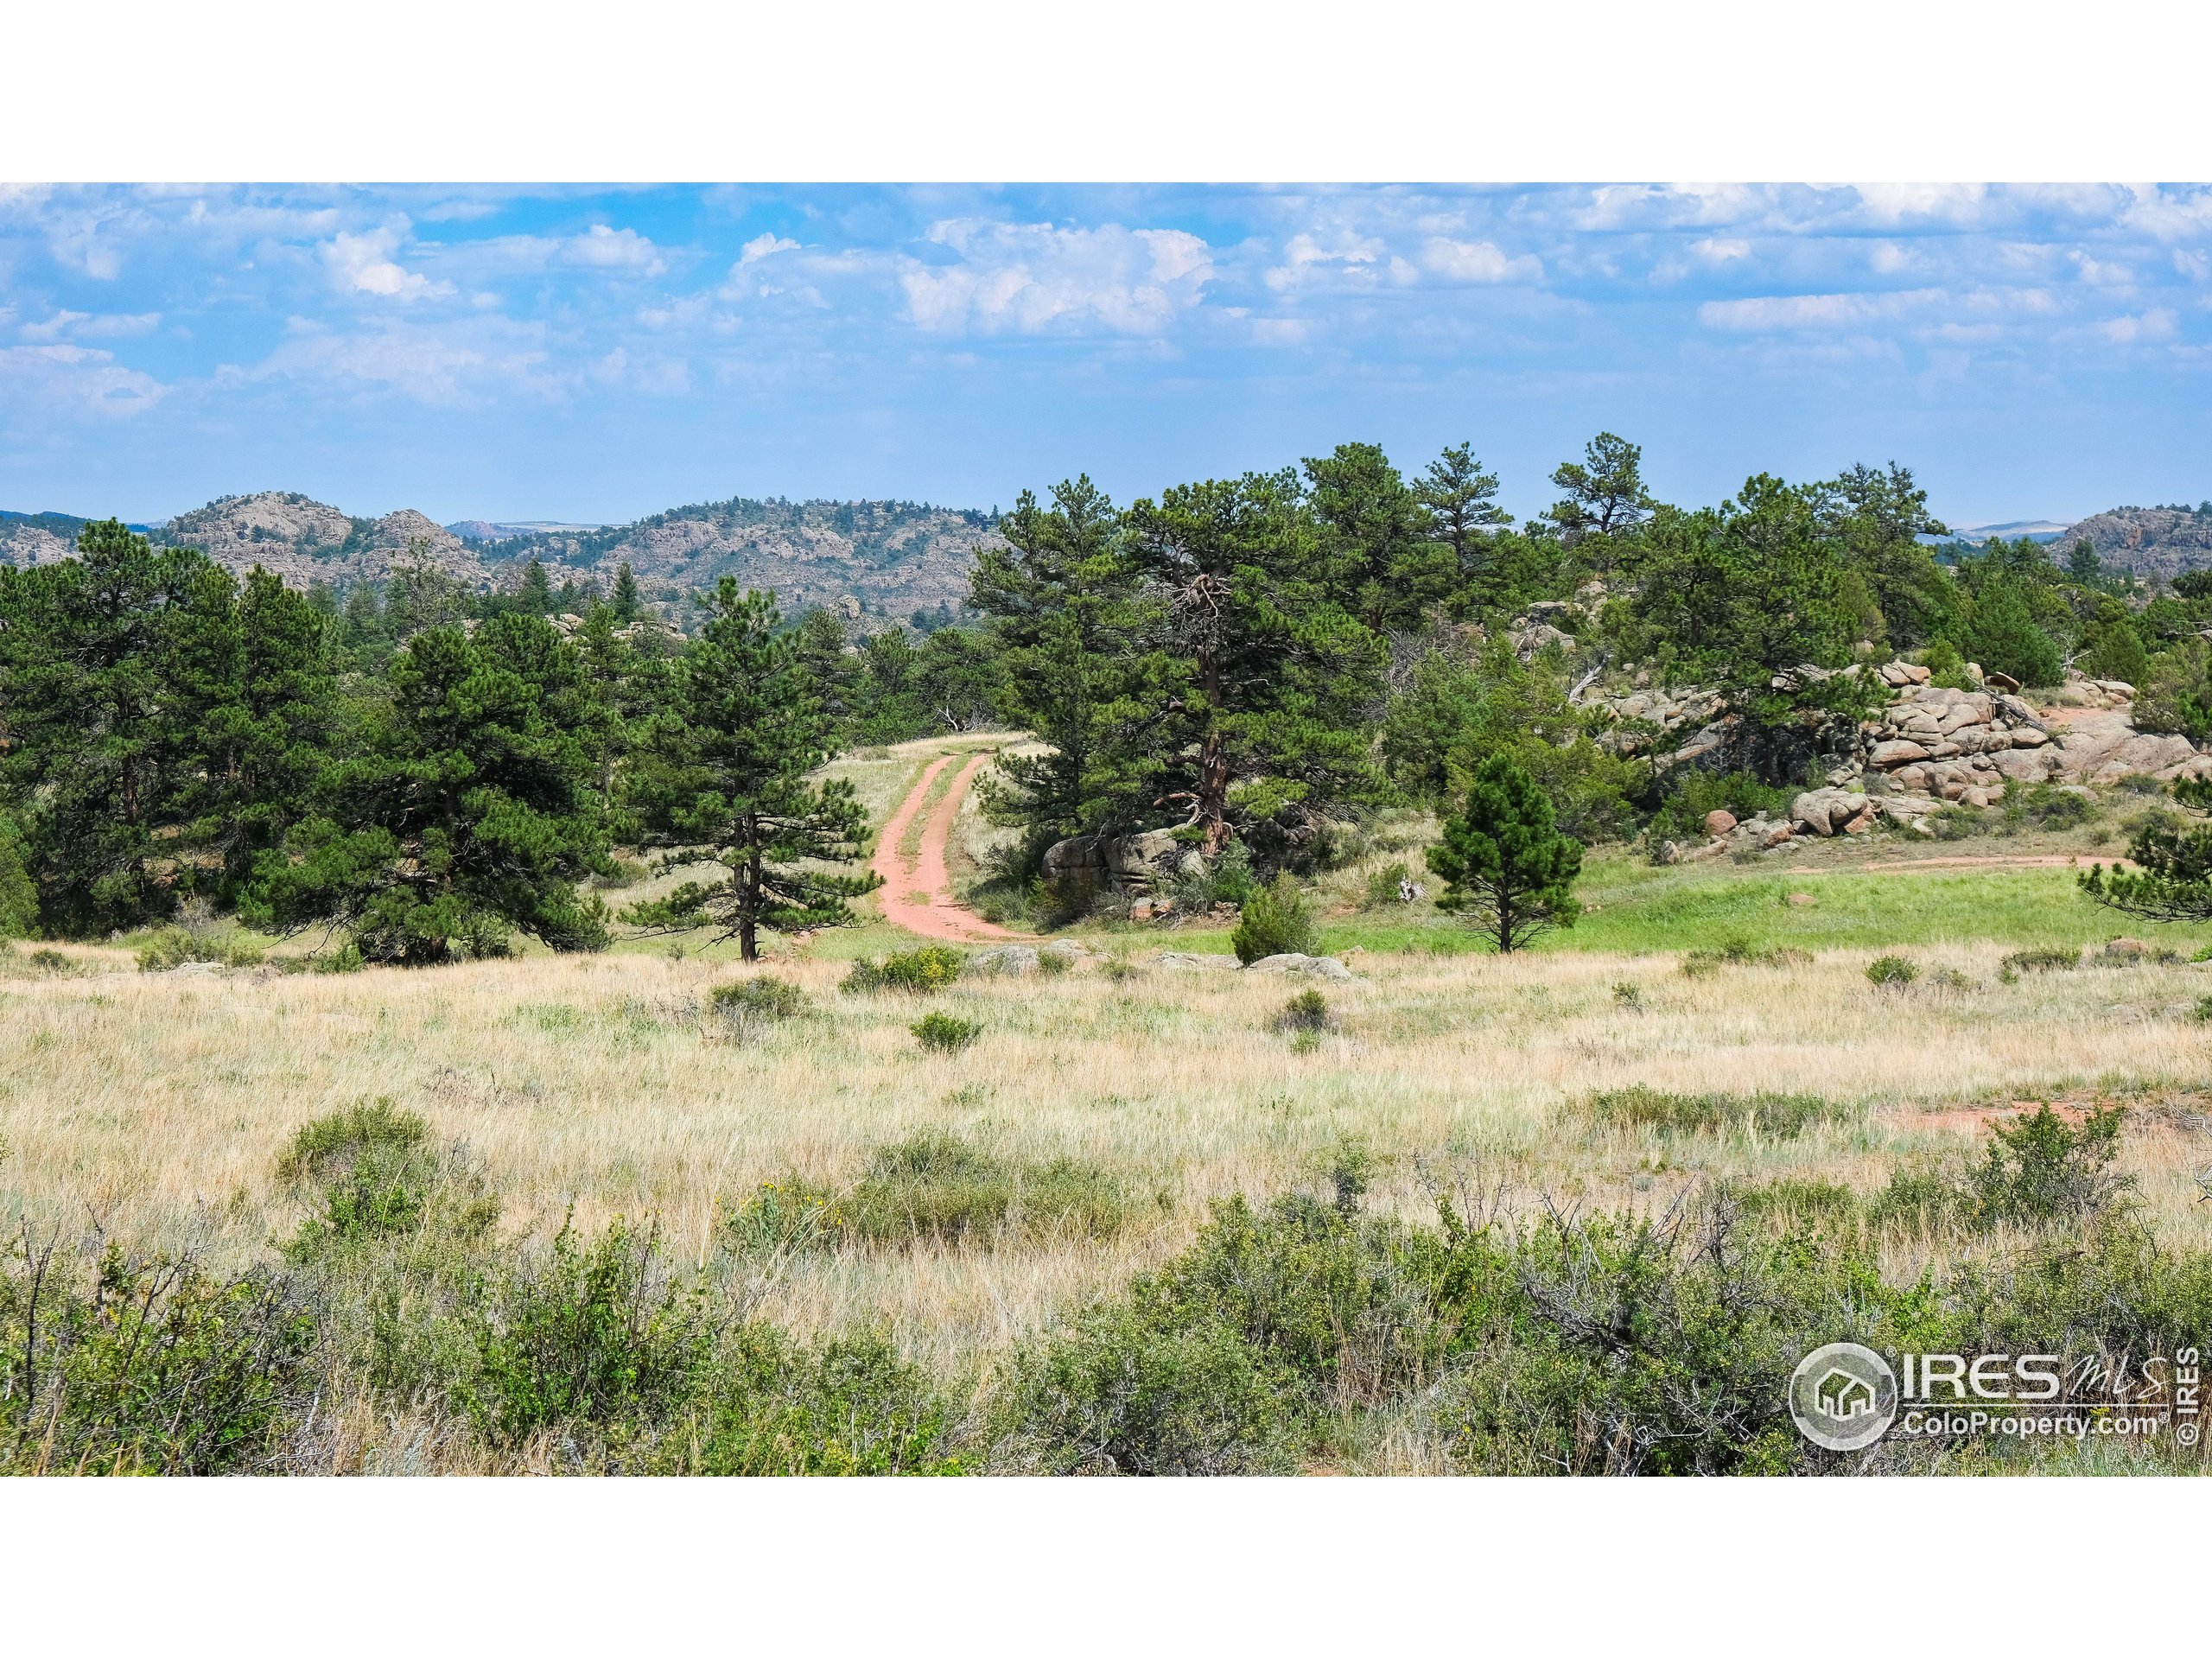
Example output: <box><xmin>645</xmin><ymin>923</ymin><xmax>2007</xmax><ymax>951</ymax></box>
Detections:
<box><xmin>2049</xmin><ymin>504</ymin><xmax>2212</xmax><ymax>578</ymax></box>
<box><xmin>5</xmin><ymin>490</ymin><xmax>1001</xmax><ymax>626</ymax></box>
<box><xmin>1946</xmin><ymin>519</ymin><xmax>2069</xmax><ymax>544</ymax></box>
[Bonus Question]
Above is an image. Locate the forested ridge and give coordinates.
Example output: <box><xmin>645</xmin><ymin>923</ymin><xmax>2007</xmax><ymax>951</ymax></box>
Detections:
<box><xmin>6</xmin><ymin>433</ymin><xmax>2211</xmax><ymax>959</ymax></box>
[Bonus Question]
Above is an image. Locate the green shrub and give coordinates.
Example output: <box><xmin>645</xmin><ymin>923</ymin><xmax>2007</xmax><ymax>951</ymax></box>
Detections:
<box><xmin>1176</xmin><ymin>841</ymin><xmax>1260</xmax><ymax>914</ymax></box>
<box><xmin>1585</xmin><ymin>1086</ymin><xmax>1838</xmax><ymax>1137</ymax></box>
<box><xmin>1681</xmin><ymin>938</ymin><xmax>1807</xmax><ymax>976</ymax></box>
<box><xmin>1971</xmin><ymin>1104</ymin><xmax>2134</xmax><ymax>1227</ymax></box>
<box><xmin>912</xmin><ymin>1011</ymin><xmax>983</xmax><ymax>1052</ymax></box>
<box><xmin>1277</xmin><ymin>989</ymin><xmax>1331</xmax><ymax>1033</ymax></box>
<box><xmin>1648</xmin><ymin>770</ymin><xmax>1793</xmax><ymax>848</ymax></box>
<box><xmin>0</xmin><ymin>1240</ymin><xmax>316</xmax><ymax>1475</ymax></box>
<box><xmin>2000</xmin><ymin>946</ymin><xmax>2079</xmax><ymax>976</ymax></box>
<box><xmin>1925</xmin><ymin>805</ymin><xmax>1989</xmax><ymax>842</ymax></box>
<box><xmin>653</xmin><ymin>1327</ymin><xmax>967</xmax><ymax>1475</ymax></box>
<box><xmin>842</xmin><ymin>1131</ymin><xmax>1125</xmax><ymax>1247</ymax></box>
<box><xmin>1363</xmin><ymin>861</ymin><xmax>1413</xmax><ymax>910</ymax></box>
<box><xmin>1016</xmin><ymin>1158</ymin><xmax>1128</xmax><ymax>1241</ymax></box>
<box><xmin>1231</xmin><ymin>873</ymin><xmax>1318</xmax><ymax>965</ymax></box>
<box><xmin>467</xmin><ymin>1214</ymin><xmax>709</xmax><ymax>1443</ymax></box>
<box><xmin>1866</xmin><ymin>954</ymin><xmax>1918</xmax><ymax>988</ymax></box>
<box><xmin>844</xmin><ymin>946</ymin><xmax>965</xmax><ymax>994</ymax></box>
<box><xmin>1866</xmin><ymin>1166</ymin><xmax>1974</xmax><ymax>1236</ymax></box>
<box><xmin>1611</xmin><ymin>980</ymin><xmax>1643</xmax><ymax>1008</ymax></box>
<box><xmin>135</xmin><ymin>927</ymin><xmax>264</xmax><ymax>972</ymax></box>
<box><xmin>276</xmin><ymin>1100</ymin><xmax>495</xmax><ymax>1257</ymax></box>
<box><xmin>2194</xmin><ymin>995</ymin><xmax>2212</xmax><ymax>1024</ymax></box>
<box><xmin>710</xmin><ymin>976</ymin><xmax>810</xmax><ymax>1039</ymax></box>
<box><xmin>848</xmin><ymin>1131</ymin><xmax>1013</xmax><ymax>1243</ymax></box>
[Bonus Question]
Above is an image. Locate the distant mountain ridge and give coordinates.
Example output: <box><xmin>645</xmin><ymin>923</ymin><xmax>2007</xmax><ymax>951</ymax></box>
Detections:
<box><xmin>2049</xmin><ymin>504</ymin><xmax>2212</xmax><ymax>577</ymax></box>
<box><xmin>1</xmin><ymin>490</ymin><xmax>1003</xmax><ymax>626</ymax></box>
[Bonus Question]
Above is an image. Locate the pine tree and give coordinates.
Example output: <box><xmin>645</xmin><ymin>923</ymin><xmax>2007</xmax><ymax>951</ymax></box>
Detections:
<box><xmin>1426</xmin><ymin>753</ymin><xmax>1583</xmax><ymax>953</ymax></box>
<box><xmin>244</xmin><ymin>614</ymin><xmax>612</xmax><ymax>963</ymax></box>
<box><xmin>611</xmin><ymin>562</ymin><xmax>644</xmax><ymax>622</ymax></box>
<box><xmin>517</xmin><ymin>558</ymin><xmax>555</xmax><ymax>615</ymax></box>
<box><xmin>621</xmin><ymin>581</ymin><xmax>881</xmax><ymax>962</ymax></box>
<box><xmin>1544</xmin><ymin>431</ymin><xmax>1656</xmax><ymax>550</ymax></box>
<box><xmin>1412</xmin><ymin>442</ymin><xmax>1510</xmax><ymax>607</ymax></box>
<box><xmin>0</xmin><ymin>520</ymin><xmax>199</xmax><ymax>931</ymax></box>
<box><xmin>1966</xmin><ymin>573</ymin><xmax>2063</xmax><ymax>688</ymax></box>
<box><xmin>1302</xmin><ymin>442</ymin><xmax>1446</xmax><ymax>632</ymax></box>
<box><xmin>2082</xmin><ymin>778</ymin><xmax>2212</xmax><ymax>922</ymax></box>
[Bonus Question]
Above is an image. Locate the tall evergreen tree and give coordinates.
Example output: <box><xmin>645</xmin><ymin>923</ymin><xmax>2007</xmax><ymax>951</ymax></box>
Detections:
<box><xmin>1121</xmin><ymin>471</ymin><xmax>1386</xmax><ymax>855</ymax></box>
<box><xmin>1544</xmin><ymin>431</ymin><xmax>1656</xmax><ymax>550</ymax></box>
<box><xmin>244</xmin><ymin>614</ymin><xmax>613</xmax><ymax>963</ymax></box>
<box><xmin>621</xmin><ymin>582</ymin><xmax>881</xmax><ymax>962</ymax></box>
<box><xmin>0</xmin><ymin>520</ymin><xmax>200</xmax><ymax>931</ymax></box>
<box><xmin>166</xmin><ymin>563</ymin><xmax>340</xmax><ymax>900</ymax></box>
<box><xmin>1301</xmin><ymin>442</ymin><xmax>1445</xmax><ymax>632</ymax></box>
<box><xmin>1966</xmin><ymin>572</ymin><xmax>2063</xmax><ymax>688</ymax></box>
<box><xmin>1412</xmin><ymin>442</ymin><xmax>1510</xmax><ymax>608</ymax></box>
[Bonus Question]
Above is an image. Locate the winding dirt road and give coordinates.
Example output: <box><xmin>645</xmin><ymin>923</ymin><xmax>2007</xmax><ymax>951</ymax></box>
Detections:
<box><xmin>870</xmin><ymin>752</ymin><xmax>1017</xmax><ymax>942</ymax></box>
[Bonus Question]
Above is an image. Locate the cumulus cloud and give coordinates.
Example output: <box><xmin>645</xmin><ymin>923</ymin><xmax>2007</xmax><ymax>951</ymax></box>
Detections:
<box><xmin>20</xmin><ymin>309</ymin><xmax>161</xmax><ymax>341</ymax></box>
<box><xmin>241</xmin><ymin>316</ymin><xmax>551</xmax><ymax>404</ymax></box>
<box><xmin>322</xmin><ymin>226</ymin><xmax>454</xmax><ymax>301</ymax></box>
<box><xmin>900</xmin><ymin>219</ymin><xmax>1216</xmax><ymax>336</ymax></box>
<box><xmin>739</xmin><ymin>232</ymin><xmax>800</xmax><ymax>265</ymax></box>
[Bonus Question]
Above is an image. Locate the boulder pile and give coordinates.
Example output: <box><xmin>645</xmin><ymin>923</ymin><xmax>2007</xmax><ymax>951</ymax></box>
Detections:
<box><xmin>1040</xmin><ymin>830</ymin><xmax>1205</xmax><ymax>893</ymax></box>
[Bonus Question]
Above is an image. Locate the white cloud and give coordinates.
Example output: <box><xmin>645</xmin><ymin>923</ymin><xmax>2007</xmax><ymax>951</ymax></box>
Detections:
<box><xmin>738</xmin><ymin>232</ymin><xmax>799</xmax><ymax>265</ymax></box>
<box><xmin>2098</xmin><ymin>308</ymin><xmax>2177</xmax><ymax>345</ymax></box>
<box><xmin>0</xmin><ymin>342</ymin><xmax>166</xmax><ymax>417</ymax></box>
<box><xmin>900</xmin><ymin>219</ymin><xmax>1216</xmax><ymax>336</ymax></box>
<box><xmin>1417</xmin><ymin>237</ymin><xmax>1541</xmax><ymax>283</ymax></box>
<box><xmin>242</xmin><ymin>316</ymin><xmax>550</xmax><ymax>404</ymax></box>
<box><xmin>1700</xmin><ymin>288</ymin><xmax>1947</xmax><ymax>330</ymax></box>
<box><xmin>321</xmin><ymin>226</ymin><xmax>454</xmax><ymax>301</ymax></box>
<box><xmin>2070</xmin><ymin>251</ymin><xmax>2134</xmax><ymax>286</ymax></box>
<box><xmin>1264</xmin><ymin>230</ymin><xmax>1386</xmax><ymax>291</ymax></box>
<box><xmin>20</xmin><ymin>309</ymin><xmax>161</xmax><ymax>341</ymax></box>
<box><xmin>2176</xmin><ymin>250</ymin><xmax>2211</xmax><ymax>281</ymax></box>
<box><xmin>1693</xmin><ymin>237</ymin><xmax>1751</xmax><ymax>263</ymax></box>
<box><xmin>565</xmin><ymin>224</ymin><xmax>665</xmax><ymax>273</ymax></box>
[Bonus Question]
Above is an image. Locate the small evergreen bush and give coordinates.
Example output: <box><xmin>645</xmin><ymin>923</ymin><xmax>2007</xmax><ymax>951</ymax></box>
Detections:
<box><xmin>1231</xmin><ymin>873</ymin><xmax>1318</xmax><ymax>964</ymax></box>
<box><xmin>912</xmin><ymin>1011</ymin><xmax>983</xmax><ymax>1053</ymax></box>
<box><xmin>1585</xmin><ymin>1085</ymin><xmax>1837</xmax><ymax>1137</ymax></box>
<box><xmin>1866</xmin><ymin>954</ymin><xmax>1918</xmax><ymax>988</ymax></box>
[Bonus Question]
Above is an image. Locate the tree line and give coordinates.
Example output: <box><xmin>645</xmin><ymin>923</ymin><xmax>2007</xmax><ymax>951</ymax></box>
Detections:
<box><xmin>8</xmin><ymin>434</ymin><xmax>2212</xmax><ymax>959</ymax></box>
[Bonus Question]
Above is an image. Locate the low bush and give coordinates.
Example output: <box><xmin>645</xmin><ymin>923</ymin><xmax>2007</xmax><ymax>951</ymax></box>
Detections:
<box><xmin>1584</xmin><ymin>1085</ymin><xmax>1840</xmax><ymax>1137</ymax></box>
<box><xmin>1231</xmin><ymin>874</ymin><xmax>1319</xmax><ymax>965</ymax></box>
<box><xmin>1647</xmin><ymin>770</ymin><xmax>1794</xmax><ymax>849</ymax></box>
<box><xmin>1866</xmin><ymin>954</ymin><xmax>1918</xmax><ymax>988</ymax></box>
<box><xmin>1276</xmin><ymin>989</ymin><xmax>1332</xmax><ymax>1033</ymax></box>
<box><xmin>842</xmin><ymin>1131</ymin><xmax>1126</xmax><ymax>1247</ymax></box>
<box><xmin>1971</xmin><ymin>1104</ymin><xmax>2133</xmax><ymax>1227</ymax></box>
<box><xmin>135</xmin><ymin>927</ymin><xmax>264</xmax><ymax>972</ymax></box>
<box><xmin>1727</xmin><ymin>1178</ymin><xmax>1859</xmax><ymax>1226</ymax></box>
<box><xmin>710</xmin><ymin>976</ymin><xmax>810</xmax><ymax>1039</ymax></box>
<box><xmin>844</xmin><ymin>946</ymin><xmax>965</xmax><ymax>994</ymax></box>
<box><xmin>912</xmin><ymin>1011</ymin><xmax>983</xmax><ymax>1053</ymax></box>
<box><xmin>0</xmin><ymin>1238</ymin><xmax>316</xmax><ymax>1475</ymax></box>
<box><xmin>1680</xmin><ymin>938</ymin><xmax>1808</xmax><ymax>977</ymax></box>
<box><xmin>1866</xmin><ymin>1165</ymin><xmax>1974</xmax><ymax>1236</ymax></box>
<box><xmin>1611</xmin><ymin>980</ymin><xmax>1643</xmax><ymax>1008</ymax></box>
<box><xmin>1362</xmin><ymin>861</ymin><xmax>1414</xmax><ymax>910</ymax></box>
<box><xmin>2000</xmin><ymin>946</ymin><xmax>2078</xmax><ymax>976</ymax></box>
<box><xmin>467</xmin><ymin>1214</ymin><xmax>709</xmax><ymax>1445</ymax></box>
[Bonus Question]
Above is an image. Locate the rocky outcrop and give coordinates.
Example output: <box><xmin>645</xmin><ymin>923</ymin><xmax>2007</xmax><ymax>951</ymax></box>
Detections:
<box><xmin>2054</xmin><ymin>505</ymin><xmax>2212</xmax><ymax>580</ymax></box>
<box><xmin>1040</xmin><ymin>830</ymin><xmax>1205</xmax><ymax>893</ymax></box>
<box><xmin>1244</xmin><ymin>953</ymin><xmax>1356</xmax><ymax>980</ymax></box>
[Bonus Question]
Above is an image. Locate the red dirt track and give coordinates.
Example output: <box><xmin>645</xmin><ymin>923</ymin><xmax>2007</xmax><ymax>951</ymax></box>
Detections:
<box><xmin>870</xmin><ymin>752</ymin><xmax>1017</xmax><ymax>942</ymax></box>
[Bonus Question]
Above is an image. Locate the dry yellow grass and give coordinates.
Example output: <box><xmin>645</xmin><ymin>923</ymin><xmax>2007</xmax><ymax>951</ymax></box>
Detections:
<box><xmin>7</xmin><ymin>935</ymin><xmax>2210</xmax><ymax>1377</ymax></box>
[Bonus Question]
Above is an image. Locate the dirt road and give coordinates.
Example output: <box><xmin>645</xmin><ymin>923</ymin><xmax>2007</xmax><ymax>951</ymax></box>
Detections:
<box><xmin>870</xmin><ymin>751</ymin><xmax>1017</xmax><ymax>942</ymax></box>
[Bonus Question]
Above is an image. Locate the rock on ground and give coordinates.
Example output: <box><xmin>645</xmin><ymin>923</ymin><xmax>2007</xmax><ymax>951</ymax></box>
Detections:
<box><xmin>1243</xmin><ymin>953</ymin><xmax>1356</xmax><ymax>980</ymax></box>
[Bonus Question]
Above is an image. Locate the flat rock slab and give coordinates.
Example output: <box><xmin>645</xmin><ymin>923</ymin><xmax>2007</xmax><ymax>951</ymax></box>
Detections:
<box><xmin>1243</xmin><ymin>953</ymin><xmax>1356</xmax><ymax>980</ymax></box>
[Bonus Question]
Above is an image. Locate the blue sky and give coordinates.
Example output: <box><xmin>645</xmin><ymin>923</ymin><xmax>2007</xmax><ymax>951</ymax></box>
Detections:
<box><xmin>7</xmin><ymin>182</ymin><xmax>2212</xmax><ymax>529</ymax></box>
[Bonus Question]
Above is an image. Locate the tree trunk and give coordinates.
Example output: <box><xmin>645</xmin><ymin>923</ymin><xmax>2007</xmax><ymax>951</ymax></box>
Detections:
<box><xmin>1198</xmin><ymin>728</ymin><xmax>1231</xmax><ymax>855</ymax></box>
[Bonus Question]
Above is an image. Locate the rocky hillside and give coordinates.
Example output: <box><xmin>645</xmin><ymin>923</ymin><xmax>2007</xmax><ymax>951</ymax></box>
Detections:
<box><xmin>9</xmin><ymin>490</ymin><xmax>1001</xmax><ymax>627</ymax></box>
<box><xmin>2051</xmin><ymin>504</ymin><xmax>2212</xmax><ymax>577</ymax></box>
<box><xmin>0</xmin><ymin>512</ymin><xmax>88</xmax><ymax>569</ymax></box>
<box><xmin>491</xmin><ymin>497</ymin><xmax>996</xmax><ymax>624</ymax></box>
<box><xmin>148</xmin><ymin>493</ymin><xmax>477</xmax><ymax>587</ymax></box>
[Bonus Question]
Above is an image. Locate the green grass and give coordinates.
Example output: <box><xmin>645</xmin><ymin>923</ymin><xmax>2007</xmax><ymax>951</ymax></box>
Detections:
<box><xmin>1080</xmin><ymin>851</ymin><xmax>2212</xmax><ymax>961</ymax></box>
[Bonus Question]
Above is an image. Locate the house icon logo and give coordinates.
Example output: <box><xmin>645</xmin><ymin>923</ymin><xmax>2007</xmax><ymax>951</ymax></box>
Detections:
<box><xmin>1789</xmin><ymin>1343</ymin><xmax>1899</xmax><ymax>1451</ymax></box>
